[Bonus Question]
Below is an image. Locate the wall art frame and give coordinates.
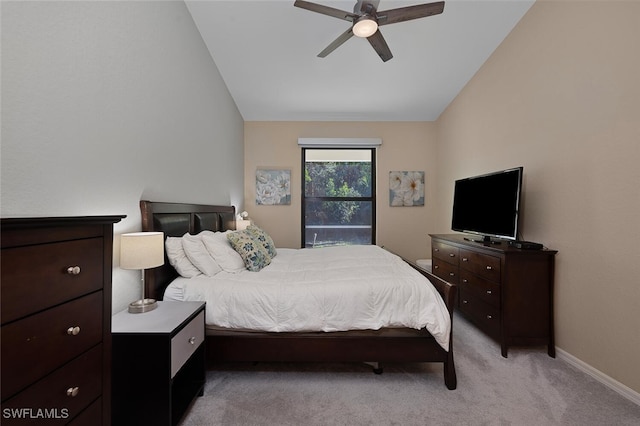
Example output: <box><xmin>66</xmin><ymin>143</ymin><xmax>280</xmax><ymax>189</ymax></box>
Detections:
<box><xmin>256</xmin><ymin>168</ymin><xmax>291</xmax><ymax>205</ymax></box>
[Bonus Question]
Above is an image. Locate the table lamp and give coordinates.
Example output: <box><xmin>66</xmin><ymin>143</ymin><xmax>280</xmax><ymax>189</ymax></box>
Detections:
<box><xmin>236</xmin><ymin>210</ymin><xmax>252</xmax><ymax>230</ymax></box>
<box><xmin>120</xmin><ymin>231</ymin><xmax>164</xmax><ymax>313</ymax></box>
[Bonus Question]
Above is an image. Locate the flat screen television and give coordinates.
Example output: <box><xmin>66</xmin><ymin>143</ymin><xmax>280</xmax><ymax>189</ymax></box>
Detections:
<box><xmin>451</xmin><ymin>166</ymin><xmax>523</xmax><ymax>243</ymax></box>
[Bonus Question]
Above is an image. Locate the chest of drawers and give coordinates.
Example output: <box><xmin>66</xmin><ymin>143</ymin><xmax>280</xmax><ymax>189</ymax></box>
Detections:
<box><xmin>1</xmin><ymin>216</ymin><xmax>123</xmax><ymax>425</ymax></box>
<box><xmin>431</xmin><ymin>234</ymin><xmax>557</xmax><ymax>358</ymax></box>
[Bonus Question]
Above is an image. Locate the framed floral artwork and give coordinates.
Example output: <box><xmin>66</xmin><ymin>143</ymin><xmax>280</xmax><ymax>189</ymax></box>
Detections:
<box><xmin>256</xmin><ymin>169</ymin><xmax>291</xmax><ymax>205</ymax></box>
<box><xmin>389</xmin><ymin>171</ymin><xmax>424</xmax><ymax>206</ymax></box>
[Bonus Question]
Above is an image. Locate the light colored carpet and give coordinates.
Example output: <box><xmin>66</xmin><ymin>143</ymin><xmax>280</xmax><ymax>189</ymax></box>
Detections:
<box><xmin>179</xmin><ymin>314</ymin><xmax>640</xmax><ymax>425</ymax></box>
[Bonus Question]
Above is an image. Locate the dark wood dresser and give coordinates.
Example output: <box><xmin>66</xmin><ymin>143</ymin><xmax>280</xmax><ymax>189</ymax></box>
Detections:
<box><xmin>430</xmin><ymin>234</ymin><xmax>558</xmax><ymax>358</ymax></box>
<box><xmin>1</xmin><ymin>216</ymin><xmax>123</xmax><ymax>425</ymax></box>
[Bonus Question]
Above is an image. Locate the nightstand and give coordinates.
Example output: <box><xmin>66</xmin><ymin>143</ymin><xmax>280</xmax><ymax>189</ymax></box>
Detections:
<box><xmin>112</xmin><ymin>301</ymin><xmax>205</xmax><ymax>426</ymax></box>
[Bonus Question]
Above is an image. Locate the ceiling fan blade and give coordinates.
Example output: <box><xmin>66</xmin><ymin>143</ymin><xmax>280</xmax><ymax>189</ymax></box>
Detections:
<box><xmin>367</xmin><ymin>30</ymin><xmax>393</xmax><ymax>62</ymax></box>
<box><xmin>318</xmin><ymin>27</ymin><xmax>354</xmax><ymax>58</ymax></box>
<box><xmin>377</xmin><ymin>1</ymin><xmax>445</xmax><ymax>26</ymax></box>
<box><xmin>294</xmin><ymin>0</ymin><xmax>357</xmax><ymax>22</ymax></box>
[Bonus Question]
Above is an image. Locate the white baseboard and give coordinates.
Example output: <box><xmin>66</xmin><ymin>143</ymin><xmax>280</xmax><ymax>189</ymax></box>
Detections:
<box><xmin>556</xmin><ymin>347</ymin><xmax>640</xmax><ymax>406</ymax></box>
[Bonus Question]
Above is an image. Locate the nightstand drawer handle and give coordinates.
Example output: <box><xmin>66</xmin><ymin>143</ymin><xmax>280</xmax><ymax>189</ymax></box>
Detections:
<box><xmin>434</xmin><ymin>248</ymin><xmax>440</xmax><ymax>252</ymax></box>
<box><xmin>487</xmin><ymin>315</ymin><xmax>493</xmax><ymax>320</ymax></box>
<box><xmin>449</xmin><ymin>272</ymin><xmax>455</xmax><ymax>277</ymax></box>
<box><xmin>486</xmin><ymin>290</ymin><xmax>492</xmax><ymax>295</ymax></box>
<box><xmin>486</xmin><ymin>266</ymin><xmax>493</xmax><ymax>270</ymax></box>
<box><xmin>449</xmin><ymin>253</ymin><xmax>455</xmax><ymax>257</ymax></box>
<box><xmin>462</xmin><ymin>279</ymin><xmax>468</xmax><ymax>283</ymax></box>
<box><xmin>66</xmin><ymin>266</ymin><xmax>81</xmax><ymax>275</ymax></box>
<box><xmin>462</xmin><ymin>258</ymin><xmax>468</xmax><ymax>262</ymax></box>
<box><xmin>67</xmin><ymin>326</ymin><xmax>81</xmax><ymax>336</ymax></box>
<box><xmin>189</xmin><ymin>337</ymin><xmax>196</xmax><ymax>345</ymax></box>
<box><xmin>462</xmin><ymin>300</ymin><xmax>468</xmax><ymax>304</ymax></box>
<box><xmin>66</xmin><ymin>387</ymin><xmax>79</xmax><ymax>397</ymax></box>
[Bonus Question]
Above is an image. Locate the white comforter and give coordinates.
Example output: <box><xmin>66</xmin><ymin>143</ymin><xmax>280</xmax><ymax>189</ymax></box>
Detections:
<box><xmin>165</xmin><ymin>245</ymin><xmax>451</xmax><ymax>350</ymax></box>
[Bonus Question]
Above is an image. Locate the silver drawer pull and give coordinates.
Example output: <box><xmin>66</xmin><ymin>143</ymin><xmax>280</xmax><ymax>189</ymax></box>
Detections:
<box><xmin>66</xmin><ymin>326</ymin><xmax>81</xmax><ymax>336</ymax></box>
<box><xmin>462</xmin><ymin>258</ymin><xmax>468</xmax><ymax>262</ymax></box>
<box><xmin>434</xmin><ymin>248</ymin><xmax>440</xmax><ymax>252</ymax></box>
<box><xmin>486</xmin><ymin>290</ymin><xmax>492</xmax><ymax>295</ymax></box>
<box><xmin>487</xmin><ymin>315</ymin><xmax>493</xmax><ymax>320</ymax></box>
<box><xmin>449</xmin><ymin>253</ymin><xmax>455</xmax><ymax>257</ymax></box>
<box><xmin>462</xmin><ymin>300</ymin><xmax>468</xmax><ymax>304</ymax></box>
<box><xmin>434</xmin><ymin>265</ymin><xmax>439</xmax><ymax>269</ymax></box>
<box><xmin>486</xmin><ymin>266</ymin><xmax>493</xmax><ymax>270</ymax></box>
<box><xmin>66</xmin><ymin>266</ymin><xmax>81</xmax><ymax>275</ymax></box>
<box><xmin>449</xmin><ymin>272</ymin><xmax>455</xmax><ymax>277</ymax></box>
<box><xmin>189</xmin><ymin>337</ymin><xmax>196</xmax><ymax>345</ymax></box>
<box><xmin>66</xmin><ymin>387</ymin><xmax>79</xmax><ymax>397</ymax></box>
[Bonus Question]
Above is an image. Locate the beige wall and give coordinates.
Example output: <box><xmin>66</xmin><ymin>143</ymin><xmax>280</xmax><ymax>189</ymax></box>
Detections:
<box><xmin>435</xmin><ymin>1</ymin><xmax>640</xmax><ymax>393</ymax></box>
<box><xmin>244</xmin><ymin>121</ymin><xmax>437</xmax><ymax>262</ymax></box>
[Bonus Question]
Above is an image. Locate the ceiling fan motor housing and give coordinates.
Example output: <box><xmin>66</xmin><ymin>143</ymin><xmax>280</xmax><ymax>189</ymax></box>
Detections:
<box><xmin>354</xmin><ymin>0</ymin><xmax>380</xmax><ymax>14</ymax></box>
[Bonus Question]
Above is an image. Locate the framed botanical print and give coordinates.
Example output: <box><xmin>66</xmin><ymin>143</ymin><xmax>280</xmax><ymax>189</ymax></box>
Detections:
<box><xmin>389</xmin><ymin>171</ymin><xmax>424</xmax><ymax>206</ymax></box>
<box><xmin>256</xmin><ymin>168</ymin><xmax>291</xmax><ymax>205</ymax></box>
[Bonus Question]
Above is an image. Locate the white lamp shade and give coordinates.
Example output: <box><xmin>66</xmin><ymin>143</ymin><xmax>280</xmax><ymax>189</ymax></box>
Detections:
<box><xmin>236</xmin><ymin>219</ymin><xmax>252</xmax><ymax>231</ymax></box>
<box><xmin>120</xmin><ymin>232</ymin><xmax>165</xmax><ymax>270</ymax></box>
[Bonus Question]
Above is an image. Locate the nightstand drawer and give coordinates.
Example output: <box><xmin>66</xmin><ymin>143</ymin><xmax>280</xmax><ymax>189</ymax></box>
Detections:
<box><xmin>171</xmin><ymin>310</ymin><xmax>204</xmax><ymax>378</ymax></box>
<box><xmin>1</xmin><ymin>292</ymin><xmax>103</xmax><ymax>398</ymax></box>
<box><xmin>1</xmin><ymin>237</ymin><xmax>103</xmax><ymax>324</ymax></box>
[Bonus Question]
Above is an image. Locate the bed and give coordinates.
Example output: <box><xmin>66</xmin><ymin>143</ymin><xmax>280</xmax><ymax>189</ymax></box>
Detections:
<box><xmin>140</xmin><ymin>200</ymin><xmax>457</xmax><ymax>389</ymax></box>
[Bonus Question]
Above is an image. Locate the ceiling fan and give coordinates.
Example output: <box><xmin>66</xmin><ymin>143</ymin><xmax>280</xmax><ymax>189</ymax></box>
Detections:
<box><xmin>293</xmin><ymin>0</ymin><xmax>445</xmax><ymax>62</ymax></box>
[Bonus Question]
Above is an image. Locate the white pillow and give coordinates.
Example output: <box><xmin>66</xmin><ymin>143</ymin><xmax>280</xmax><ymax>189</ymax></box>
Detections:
<box><xmin>165</xmin><ymin>236</ymin><xmax>202</xmax><ymax>278</ymax></box>
<box><xmin>200</xmin><ymin>231</ymin><xmax>246</xmax><ymax>273</ymax></box>
<box><xmin>181</xmin><ymin>233</ymin><xmax>223</xmax><ymax>277</ymax></box>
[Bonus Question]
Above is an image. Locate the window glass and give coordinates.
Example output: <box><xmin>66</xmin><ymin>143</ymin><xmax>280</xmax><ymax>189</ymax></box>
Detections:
<box><xmin>302</xmin><ymin>149</ymin><xmax>375</xmax><ymax>247</ymax></box>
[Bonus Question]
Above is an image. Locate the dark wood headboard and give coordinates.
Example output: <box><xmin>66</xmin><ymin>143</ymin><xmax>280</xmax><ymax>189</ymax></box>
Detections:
<box><xmin>140</xmin><ymin>200</ymin><xmax>236</xmax><ymax>300</ymax></box>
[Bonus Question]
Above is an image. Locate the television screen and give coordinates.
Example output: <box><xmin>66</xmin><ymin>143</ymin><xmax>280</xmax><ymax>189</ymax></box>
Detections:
<box><xmin>451</xmin><ymin>167</ymin><xmax>523</xmax><ymax>242</ymax></box>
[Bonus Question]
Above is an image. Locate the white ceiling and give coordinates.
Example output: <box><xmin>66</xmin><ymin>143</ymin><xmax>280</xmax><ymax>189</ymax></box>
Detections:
<box><xmin>186</xmin><ymin>0</ymin><xmax>534</xmax><ymax>121</ymax></box>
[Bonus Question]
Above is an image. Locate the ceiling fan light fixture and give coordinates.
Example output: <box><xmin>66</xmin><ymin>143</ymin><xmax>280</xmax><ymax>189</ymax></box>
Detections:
<box><xmin>353</xmin><ymin>16</ymin><xmax>378</xmax><ymax>38</ymax></box>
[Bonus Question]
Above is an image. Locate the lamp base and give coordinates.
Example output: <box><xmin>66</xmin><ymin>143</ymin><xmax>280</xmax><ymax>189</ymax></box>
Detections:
<box><xmin>128</xmin><ymin>298</ymin><xmax>157</xmax><ymax>314</ymax></box>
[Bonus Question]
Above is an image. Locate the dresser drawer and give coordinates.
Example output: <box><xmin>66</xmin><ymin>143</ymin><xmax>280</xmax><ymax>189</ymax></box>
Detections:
<box><xmin>432</xmin><ymin>258</ymin><xmax>459</xmax><ymax>285</ymax></box>
<box><xmin>1</xmin><ymin>238</ymin><xmax>103</xmax><ymax>324</ymax></box>
<box><xmin>459</xmin><ymin>249</ymin><xmax>501</xmax><ymax>282</ymax></box>
<box><xmin>1</xmin><ymin>292</ymin><xmax>103</xmax><ymax>399</ymax></box>
<box><xmin>459</xmin><ymin>289</ymin><xmax>500</xmax><ymax>338</ymax></box>
<box><xmin>1</xmin><ymin>345</ymin><xmax>102</xmax><ymax>425</ymax></box>
<box><xmin>68</xmin><ymin>397</ymin><xmax>102</xmax><ymax>426</ymax></box>
<box><xmin>460</xmin><ymin>270</ymin><xmax>501</xmax><ymax>308</ymax></box>
<box><xmin>171</xmin><ymin>310</ymin><xmax>205</xmax><ymax>378</ymax></box>
<box><xmin>432</xmin><ymin>241</ymin><xmax>459</xmax><ymax>265</ymax></box>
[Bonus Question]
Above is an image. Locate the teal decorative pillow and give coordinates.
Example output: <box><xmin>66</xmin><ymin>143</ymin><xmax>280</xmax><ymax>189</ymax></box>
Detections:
<box><xmin>246</xmin><ymin>225</ymin><xmax>277</xmax><ymax>258</ymax></box>
<box><xmin>227</xmin><ymin>230</ymin><xmax>271</xmax><ymax>272</ymax></box>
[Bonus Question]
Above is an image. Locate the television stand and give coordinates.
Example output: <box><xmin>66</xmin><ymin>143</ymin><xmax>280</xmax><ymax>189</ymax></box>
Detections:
<box><xmin>463</xmin><ymin>236</ymin><xmax>503</xmax><ymax>245</ymax></box>
<box><xmin>430</xmin><ymin>234</ymin><xmax>558</xmax><ymax>357</ymax></box>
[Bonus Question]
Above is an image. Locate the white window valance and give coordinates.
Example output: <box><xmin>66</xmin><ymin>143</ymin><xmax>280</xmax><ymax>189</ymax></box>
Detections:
<box><xmin>298</xmin><ymin>138</ymin><xmax>382</xmax><ymax>148</ymax></box>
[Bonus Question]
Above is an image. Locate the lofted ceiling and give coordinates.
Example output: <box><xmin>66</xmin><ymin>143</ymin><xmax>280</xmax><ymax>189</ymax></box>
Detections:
<box><xmin>185</xmin><ymin>0</ymin><xmax>534</xmax><ymax>121</ymax></box>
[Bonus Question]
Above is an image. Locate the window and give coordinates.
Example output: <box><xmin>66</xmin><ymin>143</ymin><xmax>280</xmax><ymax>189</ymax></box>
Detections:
<box><xmin>302</xmin><ymin>148</ymin><xmax>376</xmax><ymax>247</ymax></box>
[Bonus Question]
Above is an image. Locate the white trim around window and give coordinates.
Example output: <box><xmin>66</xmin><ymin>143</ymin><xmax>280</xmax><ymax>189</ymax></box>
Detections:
<box><xmin>298</xmin><ymin>138</ymin><xmax>382</xmax><ymax>148</ymax></box>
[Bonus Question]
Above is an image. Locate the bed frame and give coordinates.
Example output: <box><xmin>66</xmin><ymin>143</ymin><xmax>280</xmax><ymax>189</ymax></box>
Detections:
<box><xmin>140</xmin><ymin>200</ymin><xmax>457</xmax><ymax>389</ymax></box>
